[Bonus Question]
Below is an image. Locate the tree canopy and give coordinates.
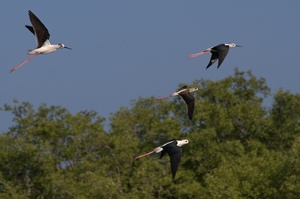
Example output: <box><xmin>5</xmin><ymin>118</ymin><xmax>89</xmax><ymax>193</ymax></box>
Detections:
<box><xmin>1</xmin><ymin>69</ymin><xmax>299</xmax><ymax>198</ymax></box>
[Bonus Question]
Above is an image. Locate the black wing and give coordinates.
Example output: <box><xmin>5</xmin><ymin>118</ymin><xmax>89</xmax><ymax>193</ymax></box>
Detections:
<box><xmin>159</xmin><ymin>150</ymin><xmax>167</xmax><ymax>159</ymax></box>
<box><xmin>206</xmin><ymin>51</ymin><xmax>218</xmax><ymax>69</ymax></box>
<box><xmin>169</xmin><ymin>152</ymin><xmax>182</xmax><ymax>179</ymax></box>
<box><xmin>179</xmin><ymin>93</ymin><xmax>195</xmax><ymax>120</ymax></box>
<box><xmin>28</xmin><ymin>10</ymin><xmax>50</xmax><ymax>48</ymax></box>
<box><xmin>162</xmin><ymin>141</ymin><xmax>183</xmax><ymax>179</ymax></box>
<box><xmin>25</xmin><ymin>25</ymin><xmax>35</xmax><ymax>35</ymax></box>
<box><xmin>217</xmin><ymin>46</ymin><xmax>229</xmax><ymax>68</ymax></box>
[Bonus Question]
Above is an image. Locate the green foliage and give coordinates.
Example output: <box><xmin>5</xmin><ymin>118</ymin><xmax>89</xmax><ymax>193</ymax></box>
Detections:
<box><xmin>0</xmin><ymin>69</ymin><xmax>299</xmax><ymax>198</ymax></box>
<box><xmin>267</xmin><ymin>89</ymin><xmax>300</xmax><ymax>150</ymax></box>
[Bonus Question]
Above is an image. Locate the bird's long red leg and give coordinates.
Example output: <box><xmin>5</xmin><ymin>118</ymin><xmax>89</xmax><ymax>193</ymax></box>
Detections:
<box><xmin>156</xmin><ymin>94</ymin><xmax>172</xmax><ymax>100</ymax></box>
<box><xmin>134</xmin><ymin>151</ymin><xmax>154</xmax><ymax>160</ymax></box>
<box><xmin>10</xmin><ymin>53</ymin><xmax>39</xmax><ymax>73</ymax></box>
<box><xmin>188</xmin><ymin>50</ymin><xmax>210</xmax><ymax>58</ymax></box>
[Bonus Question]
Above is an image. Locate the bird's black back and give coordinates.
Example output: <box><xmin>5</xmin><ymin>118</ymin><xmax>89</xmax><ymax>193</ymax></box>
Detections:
<box><xmin>162</xmin><ymin>141</ymin><xmax>182</xmax><ymax>156</ymax></box>
<box><xmin>177</xmin><ymin>85</ymin><xmax>187</xmax><ymax>91</ymax></box>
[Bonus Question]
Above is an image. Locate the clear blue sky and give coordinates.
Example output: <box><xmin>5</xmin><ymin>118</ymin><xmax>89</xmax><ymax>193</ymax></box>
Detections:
<box><xmin>1</xmin><ymin>1</ymin><xmax>299</xmax><ymax>132</ymax></box>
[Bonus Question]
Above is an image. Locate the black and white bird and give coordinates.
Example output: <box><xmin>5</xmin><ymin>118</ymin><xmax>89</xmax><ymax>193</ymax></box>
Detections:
<box><xmin>157</xmin><ymin>86</ymin><xmax>198</xmax><ymax>120</ymax></box>
<box><xmin>189</xmin><ymin>43</ymin><xmax>241</xmax><ymax>69</ymax></box>
<box><xmin>10</xmin><ymin>10</ymin><xmax>71</xmax><ymax>73</ymax></box>
<box><xmin>134</xmin><ymin>139</ymin><xmax>189</xmax><ymax>179</ymax></box>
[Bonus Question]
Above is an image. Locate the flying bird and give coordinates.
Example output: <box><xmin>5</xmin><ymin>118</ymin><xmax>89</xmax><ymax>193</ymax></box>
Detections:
<box><xmin>134</xmin><ymin>139</ymin><xmax>189</xmax><ymax>179</ymax></box>
<box><xmin>157</xmin><ymin>86</ymin><xmax>198</xmax><ymax>120</ymax></box>
<box><xmin>188</xmin><ymin>43</ymin><xmax>241</xmax><ymax>69</ymax></box>
<box><xmin>10</xmin><ymin>10</ymin><xmax>71</xmax><ymax>73</ymax></box>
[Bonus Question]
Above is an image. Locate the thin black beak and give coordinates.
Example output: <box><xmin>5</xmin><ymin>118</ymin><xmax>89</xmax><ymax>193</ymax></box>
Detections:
<box><xmin>236</xmin><ymin>45</ymin><xmax>242</xmax><ymax>47</ymax></box>
<box><xmin>64</xmin><ymin>46</ymin><xmax>72</xmax><ymax>50</ymax></box>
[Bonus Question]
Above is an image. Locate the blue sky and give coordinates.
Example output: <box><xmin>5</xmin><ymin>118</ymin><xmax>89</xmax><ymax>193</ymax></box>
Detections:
<box><xmin>1</xmin><ymin>1</ymin><xmax>299</xmax><ymax>132</ymax></box>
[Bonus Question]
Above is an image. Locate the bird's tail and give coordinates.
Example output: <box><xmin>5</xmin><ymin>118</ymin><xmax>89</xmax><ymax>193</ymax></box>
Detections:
<box><xmin>27</xmin><ymin>49</ymin><xmax>38</xmax><ymax>55</ymax></box>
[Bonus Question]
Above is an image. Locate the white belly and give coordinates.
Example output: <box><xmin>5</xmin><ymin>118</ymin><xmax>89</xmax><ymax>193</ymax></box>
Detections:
<box><xmin>28</xmin><ymin>45</ymin><xmax>58</xmax><ymax>54</ymax></box>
